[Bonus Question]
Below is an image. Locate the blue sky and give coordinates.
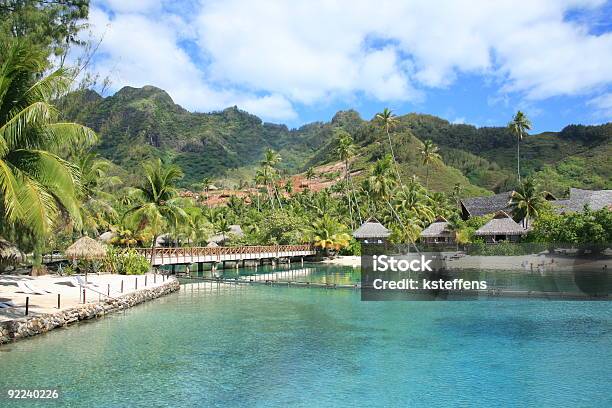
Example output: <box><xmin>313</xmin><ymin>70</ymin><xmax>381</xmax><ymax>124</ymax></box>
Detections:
<box><xmin>83</xmin><ymin>0</ymin><xmax>612</xmax><ymax>133</ymax></box>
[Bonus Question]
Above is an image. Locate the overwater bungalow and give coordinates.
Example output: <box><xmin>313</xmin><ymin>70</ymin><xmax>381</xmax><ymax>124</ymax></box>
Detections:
<box><xmin>352</xmin><ymin>218</ymin><xmax>391</xmax><ymax>244</ymax></box>
<box><xmin>419</xmin><ymin>216</ymin><xmax>455</xmax><ymax>245</ymax></box>
<box><xmin>474</xmin><ymin>211</ymin><xmax>527</xmax><ymax>243</ymax></box>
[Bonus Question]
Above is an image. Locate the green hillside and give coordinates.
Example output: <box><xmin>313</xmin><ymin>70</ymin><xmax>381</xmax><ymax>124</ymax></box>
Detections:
<box><xmin>61</xmin><ymin>86</ymin><xmax>611</xmax><ymax>195</ymax></box>
<box><xmin>59</xmin><ymin>86</ymin><xmax>327</xmax><ymax>186</ymax></box>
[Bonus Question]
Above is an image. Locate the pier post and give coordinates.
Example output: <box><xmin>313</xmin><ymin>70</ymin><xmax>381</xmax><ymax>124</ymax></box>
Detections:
<box><xmin>57</xmin><ymin>294</ymin><xmax>61</xmax><ymax>309</ymax></box>
<box><xmin>145</xmin><ymin>275</ymin><xmax>148</xmax><ymax>286</ymax></box>
<box><xmin>135</xmin><ymin>277</ymin><xmax>138</xmax><ymax>290</ymax></box>
<box><xmin>25</xmin><ymin>296</ymin><xmax>29</xmax><ymax>315</ymax></box>
<box><xmin>301</xmin><ymin>257</ymin><xmax>304</xmax><ymax>266</ymax></box>
<box><xmin>107</xmin><ymin>284</ymin><xmax>110</xmax><ymax>296</ymax></box>
<box><xmin>83</xmin><ymin>289</ymin><xmax>86</xmax><ymax>304</ymax></box>
<box><xmin>121</xmin><ymin>280</ymin><xmax>124</xmax><ymax>293</ymax></box>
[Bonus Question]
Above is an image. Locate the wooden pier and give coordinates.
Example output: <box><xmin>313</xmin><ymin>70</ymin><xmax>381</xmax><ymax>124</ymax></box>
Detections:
<box><xmin>135</xmin><ymin>244</ymin><xmax>316</xmax><ymax>267</ymax></box>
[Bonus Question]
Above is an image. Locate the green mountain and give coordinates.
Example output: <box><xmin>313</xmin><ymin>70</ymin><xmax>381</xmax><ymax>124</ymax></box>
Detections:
<box><xmin>59</xmin><ymin>86</ymin><xmax>327</xmax><ymax>186</ymax></box>
<box><xmin>61</xmin><ymin>86</ymin><xmax>611</xmax><ymax>196</ymax></box>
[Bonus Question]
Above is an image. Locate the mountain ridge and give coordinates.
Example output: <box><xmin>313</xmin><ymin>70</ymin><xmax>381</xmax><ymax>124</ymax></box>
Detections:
<box><xmin>60</xmin><ymin>86</ymin><xmax>612</xmax><ymax>195</ymax></box>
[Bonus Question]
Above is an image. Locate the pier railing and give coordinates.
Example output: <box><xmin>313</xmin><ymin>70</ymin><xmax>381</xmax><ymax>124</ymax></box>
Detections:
<box><xmin>134</xmin><ymin>244</ymin><xmax>316</xmax><ymax>265</ymax></box>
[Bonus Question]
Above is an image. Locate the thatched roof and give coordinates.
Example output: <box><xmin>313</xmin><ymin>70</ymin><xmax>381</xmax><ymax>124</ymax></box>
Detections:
<box><xmin>208</xmin><ymin>225</ymin><xmax>244</xmax><ymax>244</ymax></box>
<box><xmin>475</xmin><ymin>211</ymin><xmax>527</xmax><ymax>236</ymax></box>
<box><xmin>0</xmin><ymin>237</ymin><xmax>24</xmax><ymax>264</ymax></box>
<box><xmin>65</xmin><ymin>236</ymin><xmax>107</xmax><ymax>259</ymax></box>
<box><xmin>420</xmin><ymin>217</ymin><xmax>453</xmax><ymax>238</ymax></box>
<box><xmin>553</xmin><ymin>188</ymin><xmax>612</xmax><ymax>213</ymax></box>
<box><xmin>460</xmin><ymin>191</ymin><xmax>514</xmax><ymax>217</ymax></box>
<box><xmin>352</xmin><ymin>218</ymin><xmax>391</xmax><ymax>239</ymax></box>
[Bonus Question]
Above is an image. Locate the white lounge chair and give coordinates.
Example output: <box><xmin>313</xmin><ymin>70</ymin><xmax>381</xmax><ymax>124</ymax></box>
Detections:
<box><xmin>16</xmin><ymin>281</ymin><xmax>45</xmax><ymax>295</ymax></box>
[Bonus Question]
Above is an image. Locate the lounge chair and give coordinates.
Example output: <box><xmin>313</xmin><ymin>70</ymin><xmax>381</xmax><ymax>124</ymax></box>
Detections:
<box><xmin>16</xmin><ymin>281</ymin><xmax>45</xmax><ymax>295</ymax></box>
<box><xmin>24</xmin><ymin>282</ymin><xmax>52</xmax><ymax>294</ymax></box>
<box><xmin>0</xmin><ymin>300</ymin><xmax>16</xmax><ymax>308</ymax></box>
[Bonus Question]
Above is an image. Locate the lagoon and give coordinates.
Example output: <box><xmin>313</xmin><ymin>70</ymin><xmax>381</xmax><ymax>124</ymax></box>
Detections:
<box><xmin>0</xmin><ymin>265</ymin><xmax>610</xmax><ymax>407</ymax></box>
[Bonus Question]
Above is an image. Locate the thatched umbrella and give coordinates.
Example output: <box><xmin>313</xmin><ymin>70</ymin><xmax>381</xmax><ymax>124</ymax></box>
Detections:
<box><xmin>66</xmin><ymin>236</ymin><xmax>107</xmax><ymax>260</ymax></box>
<box><xmin>66</xmin><ymin>237</ymin><xmax>107</xmax><ymax>281</ymax></box>
<box><xmin>0</xmin><ymin>236</ymin><xmax>24</xmax><ymax>270</ymax></box>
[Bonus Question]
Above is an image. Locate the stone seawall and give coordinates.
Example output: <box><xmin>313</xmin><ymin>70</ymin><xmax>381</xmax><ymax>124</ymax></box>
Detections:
<box><xmin>0</xmin><ymin>278</ymin><xmax>180</xmax><ymax>345</ymax></box>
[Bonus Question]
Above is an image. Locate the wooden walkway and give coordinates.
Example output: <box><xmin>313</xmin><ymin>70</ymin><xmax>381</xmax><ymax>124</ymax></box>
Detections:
<box><xmin>135</xmin><ymin>244</ymin><xmax>316</xmax><ymax>266</ymax></box>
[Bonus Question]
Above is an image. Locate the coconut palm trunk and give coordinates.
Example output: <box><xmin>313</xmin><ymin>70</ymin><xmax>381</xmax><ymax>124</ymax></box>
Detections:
<box><xmin>517</xmin><ymin>140</ymin><xmax>521</xmax><ymax>182</ymax></box>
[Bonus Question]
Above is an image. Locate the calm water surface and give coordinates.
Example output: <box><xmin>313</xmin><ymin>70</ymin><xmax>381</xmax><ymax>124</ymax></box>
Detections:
<box><xmin>0</xmin><ymin>265</ymin><xmax>610</xmax><ymax>407</ymax></box>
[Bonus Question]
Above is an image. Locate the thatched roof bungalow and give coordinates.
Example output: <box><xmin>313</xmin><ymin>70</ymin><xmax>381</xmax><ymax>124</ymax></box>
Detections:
<box><xmin>475</xmin><ymin>211</ymin><xmax>527</xmax><ymax>243</ymax></box>
<box><xmin>461</xmin><ymin>190</ymin><xmax>556</xmax><ymax>220</ymax></box>
<box><xmin>207</xmin><ymin>225</ymin><xmax>244</xmax><ymax>245</ymax></box>
<box><xmin>420</xmin><ymin>216</ymin><xmax>454</xmax><ymax>244</ymax></box>
<box><xmin>553</xmin><ymin>188</ymin><xmax>612</xmax><ymax>213</ymax></box>
<box><xmin>352</xmin><ymin>218</ymin><xmax>391</xmax><ymax>244</ymax></box>
<box><xmin>65</xmin><ymin>236</ymin><xmax>107</xmax><ymax>260</ymax></box>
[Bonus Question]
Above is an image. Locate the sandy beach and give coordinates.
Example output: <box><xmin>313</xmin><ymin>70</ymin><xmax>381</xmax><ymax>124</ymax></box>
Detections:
<box><xmin>0</xmin><ymin>273</ymin><xmax>170</xmax><ymax>322</ymax></box>
<box><xmin>321</xmin><ymin>256</ymin><xmax>361</xmax><ymax>267</ymax></box>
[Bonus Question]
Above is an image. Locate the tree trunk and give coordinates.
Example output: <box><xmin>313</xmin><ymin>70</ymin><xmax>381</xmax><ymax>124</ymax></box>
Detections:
<box><xmin>150</xmin><ymin>234</ymin><xmax>157</xmax><ymax>263</ymax></box>
<box><xmin>345</xmin><ymin>159</ymin><xmax>354</xmax><ymax>229</ymax></box>
<box><xmin>386</xmin><ymin>127</ymin><xmax>403</xmax><ymax>185</ymax></box>
<box><xmin>517</xmin><ymin>139</ymin><xmax>521</xmax><ymax>182</ymax></box>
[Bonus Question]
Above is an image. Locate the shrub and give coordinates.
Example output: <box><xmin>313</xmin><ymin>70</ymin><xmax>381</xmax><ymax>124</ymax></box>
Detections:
<box><xmin>105</xmin><ymin>247</ymin><xmax>149</xmax><ymax>275</ymax></box>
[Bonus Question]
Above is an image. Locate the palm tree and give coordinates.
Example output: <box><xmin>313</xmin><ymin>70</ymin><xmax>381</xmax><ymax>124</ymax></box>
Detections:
<box><xmin>200</xmin><ymin>176</ymin><xmax>213</xmax><ymax>207</ymax></box>
<box><xmin>508</xmin><ymin>178</ymin><xmax>547</xmax><ymax>228</ymax></box>
<box><xmin>367</xmin><ymin>155</ymin><xmax>397</xmax><ymax>203</ymax></box>
<box><xmin>336</xmin><ymin>129</ymin><xmax>358</xmax><ymax>227</ymax></box>
<box><xmin>508</xmin><ymin>111</ymin><xmax>531</xmax><ymax>182</ymax></box>
<box><xmin>305</xmin><ymin>167</ymin><xmax>315</xmax><ymax>181</ymax></box>
<box><xmin>375</xmin><ymin>108</ymin><xmax>402</xmax><ymax>183</ymax></box>
<box><xmin>309</xmin><ymin>214</ymin><xmax>351</xmax><ymax>257</ymax></box>
<box><xmin>214</xmin><ymin>214</ymin><xmax>232</xmax><ymax>243</ymax></box>
<box><xmin>393</xmin><ymin>186</ymin><xmax>434</xmax><ymax>225</ymax></box>
<box><xmin>255</xmin><ymin>167</ymin><xmax>275</xmax><ymax>209</ymax></box>
<box><xmin>0</xmin><ymin>41</ymin><xmax>96</xmax><ymax>265</ymax></box>
<box><xmin>124</xmin><ymin>159</ymin><xmax>187</xmax><ymax>256</ymax></box>
<box><xmin>420</xmin><ymin>140</ymin><xmax>441</xmax><ymax>188</ymax></box>
<box><xmin>260</xmin><ymin>148</ymin><xmax>283</xmax><ymax>208</ymax></box>
<box><xmin>75</xmin><ymin>150</ymin><xmax>121</xmax><ymax>236</ymax></box>
<box><xmin>451</xmin><ymin>183</ymin><xmax>462</xmax><ymax>207</ymax></box>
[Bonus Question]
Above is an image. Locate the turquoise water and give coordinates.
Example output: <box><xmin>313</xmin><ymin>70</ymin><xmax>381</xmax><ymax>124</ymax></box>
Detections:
<box><xmin>0</xmin><ymin>266</ymin><xmax>611</xmax><ymax>407</ymax></box>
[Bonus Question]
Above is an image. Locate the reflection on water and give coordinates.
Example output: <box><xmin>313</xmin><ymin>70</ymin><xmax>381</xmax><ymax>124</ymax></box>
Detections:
<box><xmin>182</xmin><ymin>263</ymin><xmax>611</xmax><ymax>299</ymax></box>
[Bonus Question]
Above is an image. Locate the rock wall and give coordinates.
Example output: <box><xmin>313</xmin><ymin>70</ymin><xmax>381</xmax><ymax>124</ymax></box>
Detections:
<box><xmin>0</xmin><ymin>278</ymin><xmax>180</xmax><ymax>345</ymax></box>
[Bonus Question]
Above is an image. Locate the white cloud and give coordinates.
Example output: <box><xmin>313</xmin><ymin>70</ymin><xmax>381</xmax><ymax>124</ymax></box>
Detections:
<box><xmin>85</xmin><ymin>0</ymin><xmax>612</xmax><ymax>122</ymax></box>
<box><xmin>98</xmin><ymin>0</ymin><xmax>162</xmax><ymax>14</ymax></box>
<box><xmin>195</xmin><ymin>0</ymin><xmax>612</xmax><ymax>102</ymax></box>
<box><xmin>587</xmin><ymin>92</ymin><xmax>612</xmax><ymax>117</ymax></box>
<box><xmin>86</xmin><ymin>6</ymin><xmax>297</xmax><ymax>120</ymax></box>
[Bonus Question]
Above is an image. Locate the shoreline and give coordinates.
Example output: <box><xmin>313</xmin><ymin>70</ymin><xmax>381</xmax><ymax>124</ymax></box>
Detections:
<box><xmin>320</xmin><ymin>254</ymin><xmax>609</xmax><ymax>272</ymax></box>
<box><xmin>0</xmin><ymin>275</ymin><xmax>179</xmax><ymax>345</ymax></box>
